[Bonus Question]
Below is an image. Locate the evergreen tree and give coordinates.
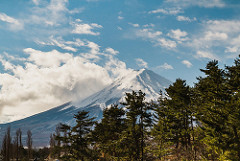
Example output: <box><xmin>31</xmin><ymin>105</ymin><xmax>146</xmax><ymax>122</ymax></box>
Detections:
<box><xmin>224</xmin><ymin>55</ymin><xmax>240</xmax><ymax>159</ymax></box>
<box><xmin>58</xmin><ymin>123</ymin><xmax>71</xmax><ymax>160</ymax></box>
<box><xmin>55</xmin><ymin>111</ymin><xmax>96</xmax><ymax>160</ymax></box>
<box><xmin>122</xmin><ymin>90</ymin><xmax>153</xmax><ymax>161</ymax></box>
<box><xmin>91</xmin><ymin>104</ymin><xmax>126</xmax><ymax>160</ymax></box>
<box><xmin>71</xmin><ymin>111</ymin><xmax>96</xmax><ymax>160</ymax></box>
<box><xmin>152</xmin><ymin>79</ymin><xmax>196</xmax><ymax>160</ymax></box>
<box><xmin>194</xmin><ymin>60</ymin><xmax>230</xmax><ymax>160</ymax></box>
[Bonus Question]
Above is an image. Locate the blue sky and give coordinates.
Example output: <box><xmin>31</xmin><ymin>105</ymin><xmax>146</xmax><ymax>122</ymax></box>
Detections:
<box><xmin>0</xmin><ymin>0</ymin><xmax>240</xmax><ymax>122</ymax></box>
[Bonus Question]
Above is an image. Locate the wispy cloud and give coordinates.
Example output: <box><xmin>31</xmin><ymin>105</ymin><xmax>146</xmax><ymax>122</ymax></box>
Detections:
<box><xmin>135</xmin><ymin>28</ymin><xmax>177</xmax><ymax>49</ymax></box>
<box><xmin>118</xmin><ymin>16</ymin><xmax>124</xmax><ymax>20</ymax></box>
<box><xmin>28</xmin><ymin>0</ymin><xmax>83</xmax><ymax>27</ymax></box>
<box><xmin>136</xmin><ymin>58</ymin><xmax>148</xmax><ymax>68</ymax></box>
<box><xmin>71</xmin><ymin>19</ymin><xmax>103</xmax><ymax>35</ymax></box>
<box><xmin>157</xmin><ymin>63</ymin><xmax>174</xmax><ymax>70</ymax></box>
<box><xmin>129</xmin><ymin>23</ymin><xmax>140</xmax><ymax>27</ymax></box>
<box><xmin>187</xmin><ymin>20</ymin><xmax>240</xmax><ymax>60</ymax></box>
<box><xmin>168</xmin><ymin>29</ymin><xmax>188</xmax><ymax>42</ymax></box>
<box><xmin>105</xmin><ymin>48</ymin><xmax>119</xmax><ymax>55</ymax></box>
<box><xmin>195</xmin><ymin>51</ymin><xmax>219</xmax><ymax>60</ymax></box>
<box><xmin>182</xmin><ymin>60</ymin><xmax>192</xmax><ymax>68</ymax></box>
<box><xmin>36</xmin><ymin>36</ymin><xmax>78</xmax><ymax>52</ymax></box>
<box><xmin>0</xmin><ymin>12</ymin><xmax>24</xmax><ymax>30</ymax></box>
<box><xmin>176</xmin><ymin>15</ymin><xmax>197</xmax><ymax>22</ymax></box>
<box><xmin>165</xmin><ymin>0</ymin><xmax>226</xmax><ymax>8</ymax></box>
<box><xmin>149</xmin><ymin>8</ymin><xmax>182</xmax><ymax>15</ymax></box>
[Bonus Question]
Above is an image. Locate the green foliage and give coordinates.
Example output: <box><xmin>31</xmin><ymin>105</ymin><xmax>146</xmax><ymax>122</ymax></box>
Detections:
<box><xmin>123</xmin><ymin>90</ymin><xmax>153</xmax><ymax>161</ymax></box>
<box><xmin>151</xmin><ymin>79</ymin><xmax>197</xmax><ymax>160</ymax></box>
<box><xmin>193</xmin><ymin>56</ymin><xmax>240</xmax><ymax>160</ymax></box>
<box><xmin>54</xmin><ymin>111</ymin><xmax>97</xmax><ymax>161</ymax></box>
<box><xmin>91</xmin><ymin>104</ymin><xmax>127</xmax><ymax>160</ymax></box>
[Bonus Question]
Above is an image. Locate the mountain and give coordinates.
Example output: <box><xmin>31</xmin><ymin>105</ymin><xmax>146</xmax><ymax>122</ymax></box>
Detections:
<box><xmin>0</xmin><ymin>69</ymin><xmax>172</xmax><ymax>147</ymax></box>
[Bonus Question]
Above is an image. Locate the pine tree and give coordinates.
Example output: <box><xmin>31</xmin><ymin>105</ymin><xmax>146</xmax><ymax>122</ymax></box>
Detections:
<box><xmin>55</xmin><ymin>111</ymin><xmax>96</xmax><ymax>160</ymax></box>
<box><xmin>194</xmin><ymin>60</ymin><xmax>230</xmax><ymax>159</ymax></box>
<box><xmin>91</xmin><ymin>104</ymin><xmax>126</xmax><ymax>159</ymax></box>
<box><xmin>71</xmin><ymin>111</ymin><xmax>96</xmax><ymax>160</ymax></box>
<box><xmin>152</xmin><ymin>79</ymin><xmax>196</xmax><ymax>160</ymax></box>
<box><xmin>122</xmin><ymin>90</ymin><xmax>153</xmax><ymax>161</ymax></box>
<box><xmin>58</xmin><ymin>123</ymin><xmax>71</xmax><ymax>159</ymax></box>
<box><xmin>224</xmin><ymin>55</ymin><xmax>240</xmax><ymax>159</ymax></box>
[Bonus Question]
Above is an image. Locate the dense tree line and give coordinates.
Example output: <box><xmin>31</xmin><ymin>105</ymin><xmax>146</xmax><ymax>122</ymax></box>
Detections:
<box><xmin>49</xmin><ymin>56</ymin><xmax>240</xmax><ymax>160</ymax></box>
<box><xmin>1</xmin><ymin>56</ymin><xmax>240</xmax><ymax>160</ymax></box>
<box><xmin>0</xmin><ymin>128</ymin><xmax>49</xmax><ymax>161</ymax></box>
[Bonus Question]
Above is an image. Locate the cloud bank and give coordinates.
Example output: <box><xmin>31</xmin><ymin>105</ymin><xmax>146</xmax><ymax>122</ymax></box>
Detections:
<box><xmin>0</xmin><ymin>46</ymin><xmax>130</xmax><ymax>123</ymax></box>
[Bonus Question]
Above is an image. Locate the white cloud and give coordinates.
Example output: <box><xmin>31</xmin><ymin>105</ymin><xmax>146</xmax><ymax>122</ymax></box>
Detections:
<box><xmin>135</xmin><ymin>58</ymin><xmax>148</xmax><ymax>68</ymax></box>
<box><xmin>71</xmin><ymin>20</ymin><xmax>103</xmax><ymax>35</ymax></box>
<box><xmin>204</xmin><ymin>31</ymin><xmax>228</xmax><ymax>41</ymax></box>
<box><xmin>118</xmin><ymin>16</ymin><xmax>124</xmax><ymax>20</ymax></box>
<box><xmin>2</xmin><ymin>52</ymin><xmax>26</xmax><ymax>62</ymax></box>
<box><xmin>165</xmin><ymin>0</ymin><xmax>225</xmax><ymax>8</ymax></box>
<box><xmin>149</xmin><ymin>8</ymin><xmax>182</xmax><ymax>15</ymax></box>
<box><xmin>157</xmin><ymin>63</ymin><xmax>174</xmax><ymax>70</ymax></box>
<box><xmin>28</xmin><ymin>0</ymin><xmax>82</xmax><ymax>27</ymax></box>
<box><xmin>206</xmin><ymin>20</ymin><xmax>240</xmax><ymax>34</ymax></box>
<box><xmin>0</xmin><ymin>12</ymin><xmax>24</xmax><ymax>30</ymax></box>
<box><xmin>105</xmin><ymin>55</ymin><xmax>133</xmax><ymax>79</ymax></box>
<box><xmin>195</xmin><ymin>51</ymin><xmax>219</xmax><ymax>60</ymax></box>
<box><xmin>143</xmin><ymin>24</ymin><xmax>155</xmax><ymax>28</ymax></box>
<box><xmin>24</xmin><ymin>48</ymin><xmax>73</xmax><ymax>67</ymax></box>
<box><xmin>157</xmin><ymin>38</ymin><xmax>177</xmax><ymax>48</ymax></box>
<box><xmin>0</xmin><ymin>13</ymin><xmax>19</xmax><ymax>24</ymax></box>
<box><xmin>36</xmin><ymin>36</ymin><xmax>78</xmax><ymax>52</ymax></box>
<box><xmin>80</xmin><ymin>41</ymin><xmax>103</xmax><ymax>62</ymax></box>
<box><xmin>182</xmin><ymin>60</ymin><xmax>192</xmax><ymax>68</ymax></box>
<box><xmin>105</xmin><ymin>48</ymin><xmax>119</xmax><ymax>55</ymax></box>
<box><xmin>168</xmin><ymin>29</ymin><xmax>188</xmax><ymax>42</ymax></box>
<box><xmin>136</xmin><ymin>28</ymin><xmax>162</xmax><ymax>39</ymax></box>
<box><xmin>135</xmin><ymin>28</ymin><xmax>177</xmax><ymax>49</ymax></box>
<box><xmin>225</xmin><ymin>46</ymin><xmax>238</xmax><ymax>53</ymax></box>
<box><xmin>0</xmin><ymin>48</ymin><xmax>114</xmax><ymax>123</ymax></box>
<box><xmin>65</xmin><ymin>39</ymin><xmax>85</xmax><ymax>47</ymax></box>
<box><xmin>187</xmin><ymin>20</ymin><xmax>240</xmax><ymax>60</ymax></box>
<box><xmin>176</xmin><ymin>15</ymin><xmax>196</xmax><ymax>22</ymax></box>
<box><xmin>129</xmin><ymin>23</ymin><xmax>140</xmax><ymax>27</ymax></box>
<box><xmin>117</xmin><ymin>26</ymin><xmax>123</xmax><ymax>30</ymax></box>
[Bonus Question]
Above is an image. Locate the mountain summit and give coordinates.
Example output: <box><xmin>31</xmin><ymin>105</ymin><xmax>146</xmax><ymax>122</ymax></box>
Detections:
<box><xmin>0</xmin><ymin>69</ymin><xmax>172</xmax><ymax>146</ymax></box>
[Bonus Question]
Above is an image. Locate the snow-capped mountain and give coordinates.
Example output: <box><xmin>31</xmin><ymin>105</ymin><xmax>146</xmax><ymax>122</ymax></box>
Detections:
<box><xmin>0</xmin><ymin>69</ymin><xmax>172</xmax><ymax>147</ymax></box>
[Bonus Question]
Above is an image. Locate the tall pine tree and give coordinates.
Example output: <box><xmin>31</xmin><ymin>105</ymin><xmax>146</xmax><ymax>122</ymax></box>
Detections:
<box><xmin>91</xmin><ymin>104</ymin><xmax>126</xmax><ymax>160</ymax></box>
<box><xmin>122</xmin><ymin>90</ymin><xmax>152</xmax><ymax>161</ymax></box>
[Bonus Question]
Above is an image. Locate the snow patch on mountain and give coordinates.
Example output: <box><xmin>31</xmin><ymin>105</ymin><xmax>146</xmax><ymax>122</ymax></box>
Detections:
<box><xmin>0</xmin><ymin>69</ymin><xmax>172</xmax><ymax>146</ymax></box>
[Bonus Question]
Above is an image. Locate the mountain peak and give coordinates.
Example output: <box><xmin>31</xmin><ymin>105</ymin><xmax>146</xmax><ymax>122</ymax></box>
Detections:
<box><xmin>0</xmin><ymin>69</ymin><xmax>172</xmax><ymax>147</ymax></box>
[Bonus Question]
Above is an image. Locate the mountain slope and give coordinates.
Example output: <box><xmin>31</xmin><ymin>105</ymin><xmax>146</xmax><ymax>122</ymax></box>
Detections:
<box><xmin>0</xmin><ymin>69</ymin><xmax>172</xmax><ymax>146</ymax></box>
